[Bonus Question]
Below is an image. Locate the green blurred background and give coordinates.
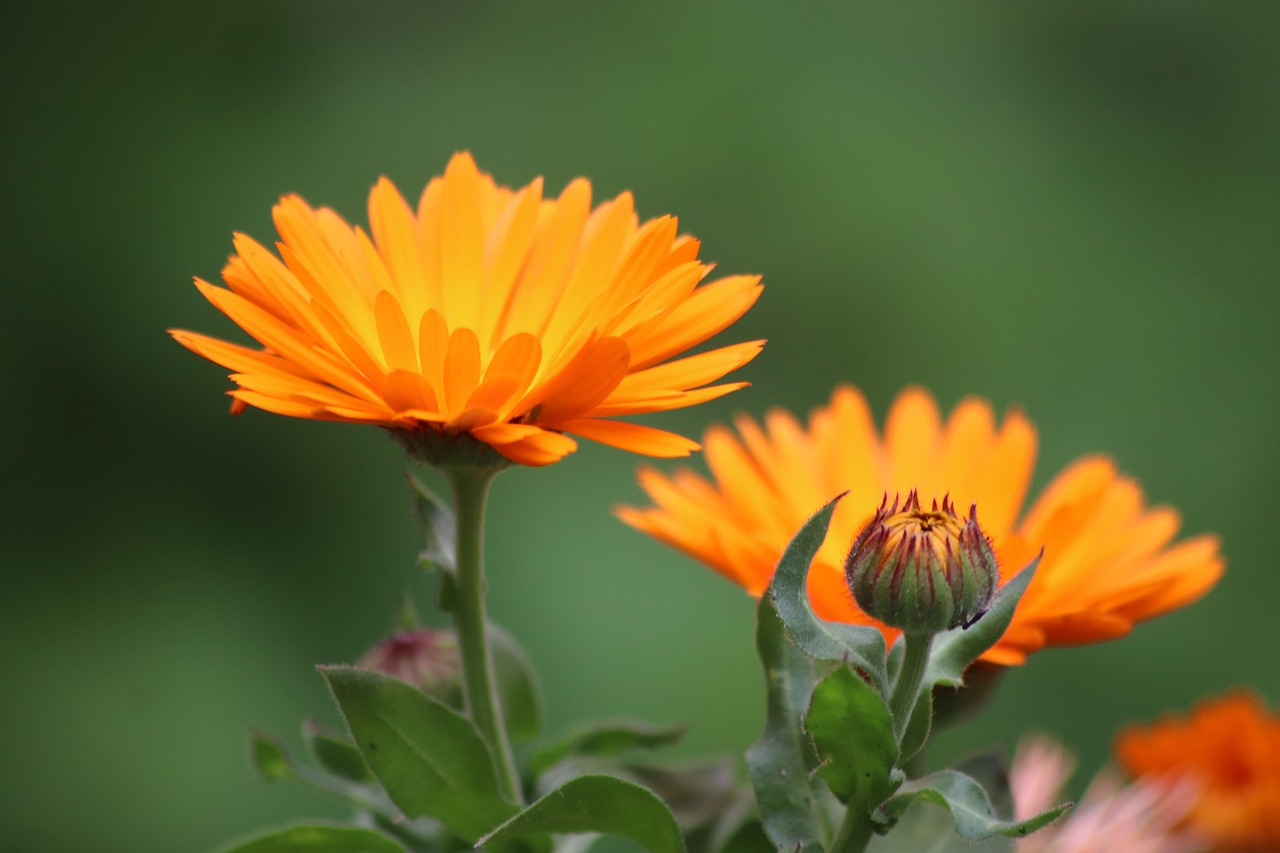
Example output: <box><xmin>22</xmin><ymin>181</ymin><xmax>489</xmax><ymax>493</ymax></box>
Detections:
<box><xmin>4</xmin><ymin>1</ymin><xmax>1278</xmax><ymax>850</ymax></box>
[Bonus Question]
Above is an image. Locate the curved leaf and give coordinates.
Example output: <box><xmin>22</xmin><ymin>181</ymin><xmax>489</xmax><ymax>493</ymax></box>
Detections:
<box><xmin>217</xmin><ymin>823</ymin><xmax>407</xmax><ymax>853</ymax></box>
<box><xmin>926</xmin><ymin>555</ymin><xmax>1041</xmax><ymax>689</ymax></box>
<box><xmin>530</xmin><ymin>720</ymin><xmax>686</xmax><ymax>777</ymax></box>
<box><xmin>321</xmin><ymin>666</ymin><xmax>518</xmax><ymax>841</ymax></box>
<box><xmin>874</xmin><ymin>769</ymin><xmax>1069</xmax><ymax>840</ymax></box>
<box><xmin>490</xmin><ymin>623</ymin><xmax>543</xmax><ymax>742</ymax></box>
<box><xmin>767</xmin><ymin>495</ymin><xmax>888</xmax><ymax>691</ymax></box>
<box><xmin>804</xmin><ymin>666</ymin><xmax>898</xmax><ymax>808</ymax></box>
<box><xmin>478</xmin><ymin>774</ymin><xmax>684</xmax><ymax>853</ymax></box>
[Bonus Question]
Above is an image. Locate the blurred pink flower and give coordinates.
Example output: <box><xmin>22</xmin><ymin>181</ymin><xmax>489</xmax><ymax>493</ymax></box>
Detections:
<box><xmin>1011</xmin><ymin>734</ymin><xmax>1206</xmax><ymax>853</ymax></box>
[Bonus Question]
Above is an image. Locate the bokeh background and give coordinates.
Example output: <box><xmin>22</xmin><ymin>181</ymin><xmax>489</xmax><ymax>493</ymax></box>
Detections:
<box><xmin>4</xmin><ymin>2</ymin><xmax>1279</xmax><ymax>850</ymax></box>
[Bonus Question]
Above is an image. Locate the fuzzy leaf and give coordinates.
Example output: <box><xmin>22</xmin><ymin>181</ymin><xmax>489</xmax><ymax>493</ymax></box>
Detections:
<box><xmin>303</xmin><ymin>720</ymin><xmax>373</xmax><ymax>783</ymax></box>
<box><xmin>768</xmin><ymin>495</ymin><xmax>888</xmax><ymax>692</ymax></box>
<box><xmin>746</xmin><ymin>595</ymin><xmax>827</xmax><ymax>851</ymax></box>
<box><xmin>251</xmin><ymin>729</ymin><xmax>295</xmax><ymax>781</ymax></box>
<box><xmin>478</xmin><ymin>774</ymin><xmax>685</xmax><ymax>853</ymax></box>
<box><xmin>926</xmin><ymin>555</ymin><xmax>1041</xmax><ymax>689</ymax></box>
<box><xmin>408</xmin><ymin>474</ymin><xmax>458</xmax><ymax>609</ymax></box>
<box><xmin>217</xmin><ymin>823</ymin><xmax>407</xmax><ymax>853</ymax></box>
<box><xmin>804</xmin><ymin>665</ymin><xmax>899</xmax><ymax>808</ymax></box>
<box><xmin>321</xmin><ymin>666</ymin><xmax>518</xmax><ymax>841</ymax></box>
<box><xmin>530</xmin><ymin>720</ymin><xmax>687</xmax><ymax>777</ymax></box>
<box><xmin>875</xmin><ymin>769</ymin><xmax>1070</xmax><ymax>840</ymax></box>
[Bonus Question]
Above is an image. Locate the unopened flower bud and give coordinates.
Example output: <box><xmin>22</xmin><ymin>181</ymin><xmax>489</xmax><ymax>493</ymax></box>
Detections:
<box><xmin>844</xmin><ymin>490</ymin><xmax>998</xmax><ymax>635</ymax></box>
<box><xmin>356</xmin><ymin>628</ymin><xmax>462</xmax><ymax>701</ymax></box>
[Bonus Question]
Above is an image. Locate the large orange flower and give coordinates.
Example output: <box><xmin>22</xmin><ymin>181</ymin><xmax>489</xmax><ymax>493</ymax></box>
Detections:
<box><xmin>617</xmin><ymin>384</ymin><xmax>1223</xmax><ymax>663</ymax></box>
<box><xmin>171</xmin><ymin>152</ymin><xmax>763</xmax><ymax>467</ymax></box>
<box><xmin>1115</xmin><ymin>690</ymin><xmax>1280</xmax><ymax>852</ymax></box>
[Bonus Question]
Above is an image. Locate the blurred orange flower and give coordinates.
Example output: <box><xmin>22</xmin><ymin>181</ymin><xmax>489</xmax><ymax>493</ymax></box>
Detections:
<box><xmin>618</xmin><ymin>384</ymin><xmax>1222</xmax><ymax>663</ymax></box>
<box><xmin>1116</xmin><ymin>690</ymin><xmax>1280</xmax><ymax>852</ymax></box>
<box><xmin>171</xmin><ymin>152</ymin><xmax>763</xmax><ymax>467</ymax></box>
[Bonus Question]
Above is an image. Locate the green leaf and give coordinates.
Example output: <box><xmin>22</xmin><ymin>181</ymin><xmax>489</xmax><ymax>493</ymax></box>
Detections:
<box><xmin>303</xmin><ymin>720</ymin><xmax>373</xmax><ymax>783</ymax></box>
<box><xmin>898</xmin><ymin>689</ymin><xmax>932</xmax><ymax>765</ymax></box>
<box><xmin>490</xmin><ymin>623</ymin><xmax>543</xmax><ymax>743</ymax></box>
<box><xmin>251</xmin><ymin>729</ymin><xmax>295</xmax><ymax>781</ymax></box>
<box><xmin>874</xmin><ymin>770</ymin><xmax>1069</xmax><ymax>841</ymax></box>
<box><xmin>925</xmin><ymin>555</ymin><xmax>1041</xmax><ymax>689</ymax></box>
<box><xmin>953</xmin><ymin>753</ymin><xmax>1014</xmax><ymax>824</ymax></box>
<box><xmin>745</xmin><ymin>595</ymin><xmax>828</xmax><ymax>851</ymax></box>
<box><xmin>216</xmin><ymin>823</ymin><xmax>408</xmax><ymax>853</ymax></box>
<box><xmin>407</xmin><ymin>474</ymin><xmax>458</xmax><ymax>609</ymax></box>
<box><xmin>530</xmin><ymin>720</ymin><xmax>687</xmax><ymax>778</ymax></box>
<box><xmin>865</xmin><ymin>802</ymin><xmax>1014</xmax><ymax>853</ymax></box>
<box><xmin>478</xmin><ymin>774</ymin><xmax>685</xmax><ymax>853</ymax></box>
<box><xmin>804</xmin><ymin>665</ymin><xmax>899</xmax><ymax>808</ymax></box>
<box><xmin>767</xmin><ymin>495</ymin><xmax>888</xmax><ymax>692</ymax></box>
<box><xmin>624</xmin><ymin>759</ymin><xmax>737</xmax><ymax>830</ymax></box>
<box><xmin>321</xmin><ymin>665</ymin><xmax>518</xmax><ymax>841</ymax></box>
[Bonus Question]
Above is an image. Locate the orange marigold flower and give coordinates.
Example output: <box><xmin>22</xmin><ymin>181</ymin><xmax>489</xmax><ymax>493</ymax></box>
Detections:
<box><xmin>170</xmin><ymin>152</ymin><xmax>763</xmax><ymax>467</ymax></box>
<box><xmin>1115</xmin><ymin>690</ymin><xmax>1280</xmax><ymax>852</ymax></box>
<box><xmin>617</xmin><ymin>384</ymin><xmax>1223</xmax><ymax>663</ymax></box>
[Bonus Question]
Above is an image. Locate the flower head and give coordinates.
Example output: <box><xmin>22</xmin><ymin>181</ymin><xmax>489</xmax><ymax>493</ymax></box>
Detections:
<box><xmin>844</xmin><ymin>490</ymin><xmax>998</xmax><ymax>634</ymax></box>
<box><xmin>617</xmin><ymin>384</ymin><xmax>1223</xmax><ymax>663</ymax></box>
<box><xmin>171</xmin><ymin>152</ymin><xmax>763</xmax><ymax>467</ymax></box>
<box><xmin>1010</xmin><ymin>734</ymin><xmax>1205</xmax><ymax>853</ymax></box>
<box><xmin>356</xmin><ymin>628</ymin><xmax>461</xmax><ymax>700</ymax></box>
<box><xmin>1115</xmin><ymin>690</ymin><xmax>1280</xmax><ymax>851</ymax></box>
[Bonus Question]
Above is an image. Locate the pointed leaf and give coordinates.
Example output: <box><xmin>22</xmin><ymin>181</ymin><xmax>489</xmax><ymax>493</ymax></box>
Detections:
<box><xmin>874</xmin><ymin>769</ymin><xmax>1070</xmax><ymax>840</ymax></box>
<box><xmin>745</xmin><ymin>595</ymin><xmax>827</xmax><ymax>851</ymax></box>
<box><xmin>216</xmin><ymin>823</ymin><xmax>408</xmax><ymax>853</ymax></box>
<box><xmin>478</xmin><ymin>774</ymin><xmax>685</xmax><ymax>853</ymax></box>
<box><xmin>926</xmin><ymin>555</ymin><xmax>1040</xmax><ymax>689</ymax></box>
<box><xmin>303</xmin><ymin>720</ymin><xmax>373</xmax><ymax>783</ymax></box>
<box><xmin>768</xmin><ymin>495</ymin><xmax>888</xmax><ymax>692</ymax></box>
<box><xmin>321</xmin><ymin>666</ymin><xmax>518</xmax><ymax>841</ymax></box>
<box><xmin>898</xmin><ymin>689</ymin><xmax>932</xmax><ymax>765</ymax></box>
<box><xmin>804</xmin><ymin>665</ymin><xmax>899</xmax><ymax>808</ymax></box>
<box><xmin>407</xmin><ymin>474</ymin><xmax>457</xmax><ymax>610</ymax></box>
<box><xmin>251</xmin><ymin>729</ymin><xmax>295</xmax><ymax>781</ymax></box>
<box><xmin>217</xmin><ymin>823</ymin><xmax>407</xmax><ymax>853</ymax></box>
<box><xmin>530</xmin><ymin>720</ymin><xmax>687</xmax><ymax>777</ymax></box>
<box><xmin>490</xmin><ymin>623</ymin><xmax>543</xmax><ymax>743</ymax></box>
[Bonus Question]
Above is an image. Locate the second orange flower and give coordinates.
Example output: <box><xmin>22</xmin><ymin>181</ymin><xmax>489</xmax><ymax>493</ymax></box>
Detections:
<box><xmin>618</xmin><ymin>384</ymin><xmax>1224</xmax><ymax>664</ymax></box>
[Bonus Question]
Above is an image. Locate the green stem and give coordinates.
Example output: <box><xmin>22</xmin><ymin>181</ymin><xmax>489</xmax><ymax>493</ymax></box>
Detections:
<box><xmin>444</xmin><ymin>465</ymin><xmax>523</xmax><ymax>805</ymax></box>
<box><xmin>828</xmin><ymin>789</ymin><xmax>875</xmax><ymax>853</ymax></box>
<box><xmin>889</xmin><ymin>632</ymin><xmax>933</xmax><ymax>745</ymax></box>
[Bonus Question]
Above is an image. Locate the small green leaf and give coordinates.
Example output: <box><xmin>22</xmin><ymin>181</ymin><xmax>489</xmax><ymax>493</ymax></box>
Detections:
<box><xmin>250</xmin><ymin>729</ymin><xmax>296</xmax><ymax>781</ymax></box>
<box><xmin>925</xmin><ymin>555</ymin><xmax>1040</xmax><ymax>689</ymax></box>
<box><xmin>953</xmin><ymin>753</ymin><xmax>1014</xmax><ymax>824</ymax></box>
<box><xmin>804</xmin><ymin>666</ymin><xmax>899</xmax><ymax>808</ymax></box>
<box><xmin>407</xmin><ymin>474</ymin><xmax>457</xmax><ymax>610</ymax></box>
<box><xmin>768</xmin><ymin>495</ymin><xmax>888</xmax><ymax>692</ymax></box>
<box><xmin>216</xmin><ymin>823</ymin><xmax>408</xmax><ymax>853</ymax></box>
<box><xmin>875</xmin><ymin>769</ymin><xmax>1069</xmax><ymax>840</ymax></box>
<box><xmin>478</xmin><ymin>774</ymin><xmax>685</xmax><ymax>853</ymax></box>
<box><xmin>303</xmin><ymin>720</ymin><xmax>373</xmax><ymax>783</ymax></box>
<box><xmin>898</xmin><ymin>689</ymin><xmax>932</xmax><ymax>765</ymax></box>
<box><xmin>745</xmin><ymin>595</ymin><xmax>827</xmax><ymax>851</ymax></box>
<box><xmin>624</xmin><ymin>759</ymin><xmax>736</xmax><ymax>830</ymax></box>
<box><xmin>321</xmin><ymin>665</ymin><xmax>518</xmax><ymax>841</ymax></box>
<box><xmin>530</xmin><ymin>720</ymin><xmax>687</xmax><ymax>777</ymax></box>
<box><xmin>490</xmin><ymin>623</ymin><xmax>543</xmax><ymax>743</ymax></box>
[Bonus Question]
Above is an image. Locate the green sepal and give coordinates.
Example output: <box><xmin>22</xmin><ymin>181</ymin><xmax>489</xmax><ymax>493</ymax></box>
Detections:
<box><xmin>320</xmin><ymin>665</ymin><xmax>519</xmax><ymax>841</ymax></box>
<box><xmin>925</xmin><ymin>554</ymin><xmax>1041</xmax><ymax>689</ymax></box>
<box><xmin>804</xmin><ymin>665</ymin><xmax>900</xmax><ymax>808</ymax></box>
<box><xmin>407</xmin><ymin>473</ymin><xmax>458</xmax><ymax>610</ymax></box>
<box><xmin>303</xmin><ymin>720</ymin><xmax>373</xmax><ymax>783</ymax></box>
<box><xmin>215</xmin><ymin>823</ymin><xmax>408</xmax><ymax>853</ymax></box>
<box><xmin>745</xmin><ymin>594</ymin><xmax>828</xmax><ymax>852</ymax></box>
<box><xmin>490</xmin><ymin>623</ymin><xmax>543</xmax><ymax>743</ymax></box>
<box><xmin>873</xmin><ymin>769</ymin><xmax>1069</xmax><ymax>840</ymax></box>
<box><xmin>251</xmin><ymin>729</ymin><xmax>295</xmax><ymax>781</ymax></box>
<box><xmin>529</xmin><ymin>720</ymin><xmax>687</xmax><ymax>778</ymax></box>
<box><xmin>477</xmin><ymin>774</ymin><xmax>686</xmax><ymax>853</ymax></box>
<box><xmin>768</xmin><ymin>494</ymin><xmax>888</xmax><ymax>692</ymax></box>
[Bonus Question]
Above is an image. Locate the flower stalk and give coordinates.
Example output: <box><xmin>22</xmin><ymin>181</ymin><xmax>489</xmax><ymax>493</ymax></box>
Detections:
<box><xmin>443</xmin><ymin>464</ymin><xmax>523</xmax><ymax>805</ymax></box>
<box><xmin>888</xmin><ymin>632</ymin><xmax>933</xmax><ymax>744</ymax></box>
